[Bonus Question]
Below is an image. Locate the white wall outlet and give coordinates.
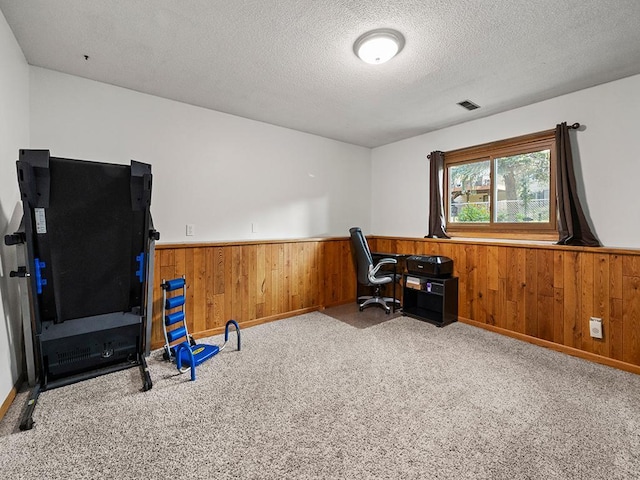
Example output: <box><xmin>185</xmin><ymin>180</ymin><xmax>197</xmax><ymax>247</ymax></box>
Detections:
<box><xmin>251</xmin><ymin>222</ymin><xmax>258</xmax><ymax>233</ymax></box>
<box><xmin>589</xmin><ymin>317</ymin><xmax>603</xmax><ymax>339</ymax></box>
<box><xmin>186</xmin><ymin>224</ymin><xmax>195</xmax><ymax>236</ymax></box>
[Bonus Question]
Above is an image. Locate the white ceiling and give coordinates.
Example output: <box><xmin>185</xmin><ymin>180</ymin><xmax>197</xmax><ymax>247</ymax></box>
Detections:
<box><xmin>2</xmin><ymin>1</ymin><xmax>640</xmax><ymax>148</ymax></box>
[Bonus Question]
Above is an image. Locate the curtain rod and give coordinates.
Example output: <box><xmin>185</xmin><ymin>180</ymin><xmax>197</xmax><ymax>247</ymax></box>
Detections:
<box><xmin>427</xmin><ymin>122</ymin><xmax>581</xmax><ymax>159</ymax></box>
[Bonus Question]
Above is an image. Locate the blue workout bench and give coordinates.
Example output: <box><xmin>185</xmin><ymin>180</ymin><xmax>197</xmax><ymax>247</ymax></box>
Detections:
<box><xmin>161</xmin><ymin>276</ymin><xmax>240</xmax><ymax>380</ymax></box>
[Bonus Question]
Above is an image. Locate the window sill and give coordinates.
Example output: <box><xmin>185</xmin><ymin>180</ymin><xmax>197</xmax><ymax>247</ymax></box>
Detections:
<box><xmin>446</xmin><ymin>230</ymin><xmax>558</xmax><ymax>243</ymax></box>
<box><xmin>444</xmin><ymin>235</ymin><xmax>556</xmax><ymax>246</ymax></box>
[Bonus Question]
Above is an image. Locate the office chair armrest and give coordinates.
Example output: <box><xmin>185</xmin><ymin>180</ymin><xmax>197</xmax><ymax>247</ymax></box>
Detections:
<box><xmin>376</xmin><ymin>257</ymin><xmax>397</xmax><ymax>266</ymax></box>
<box><xmin>368</xmin><ymin>257</ymin><xmax>398</xmax><ymax>280</ymax></box>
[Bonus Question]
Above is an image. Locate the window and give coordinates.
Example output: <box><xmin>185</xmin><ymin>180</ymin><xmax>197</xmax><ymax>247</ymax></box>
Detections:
<box><xmin>444</xmin><ymin>130</ymin><xmax>557</xmax><ymax>239</ymax></box>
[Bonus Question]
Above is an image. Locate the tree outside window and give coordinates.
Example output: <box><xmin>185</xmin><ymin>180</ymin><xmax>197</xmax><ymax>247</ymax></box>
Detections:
<box><xmin>444</xmin><ymin>131</ymin><xmax>557</xmax><ymax>239</ymax></box>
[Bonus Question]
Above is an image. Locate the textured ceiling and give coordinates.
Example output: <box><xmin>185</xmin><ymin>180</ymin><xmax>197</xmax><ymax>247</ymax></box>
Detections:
<box><xmin>2</xmin><ymin>1</ymin><xmax>640</xmax><ymax>148</ymax></box>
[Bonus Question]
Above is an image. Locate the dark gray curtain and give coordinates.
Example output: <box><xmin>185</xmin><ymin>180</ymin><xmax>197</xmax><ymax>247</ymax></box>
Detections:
<box><xmin>556</xmin><ymin>122</ymin><xmax>600</xmax><ymax>246</ymax></box>
<box><xmin>427</xmin><ymin>150</ymin><xmax>450</xmax><ymax>238</ymax></box>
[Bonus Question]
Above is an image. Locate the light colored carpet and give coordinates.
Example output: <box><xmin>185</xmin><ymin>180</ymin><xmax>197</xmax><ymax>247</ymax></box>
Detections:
<box><xmin>1</xmin><ymin>311</ymin><xmax>639</xmax><ymax>479</ymax></box>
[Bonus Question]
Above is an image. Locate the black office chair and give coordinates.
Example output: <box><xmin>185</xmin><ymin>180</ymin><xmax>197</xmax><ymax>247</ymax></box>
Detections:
<box><xmin>349</xmin><ymin>227</ymin><xmax>400</xmax><ymax>314</ymax></box>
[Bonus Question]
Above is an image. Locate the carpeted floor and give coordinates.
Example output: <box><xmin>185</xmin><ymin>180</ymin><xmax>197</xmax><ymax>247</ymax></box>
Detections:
<box><xmin>1</xmin><ymin>310</ymin><xmax>639</xmax><ymax>479</ymax></box>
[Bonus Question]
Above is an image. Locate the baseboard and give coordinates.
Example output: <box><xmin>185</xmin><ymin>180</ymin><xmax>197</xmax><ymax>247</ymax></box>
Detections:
<box><xmin>0</xmin><ymin>375</ymin><xmax>24</xmax><ymax>422</ymax></box>
<box><xmin>459</xmin><ymin>317</ymin><xmax>640</xmax><ymax>376</ymax></box>
<box><xmin>151</xmin><ymin>306</ymin><xmax>323</xmax><ymax>350</ymax></box>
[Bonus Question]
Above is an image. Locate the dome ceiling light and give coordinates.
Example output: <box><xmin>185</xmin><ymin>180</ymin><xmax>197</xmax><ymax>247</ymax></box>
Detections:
<box><xmin>353</xmin><ymin>28</ymin><xmax>405</xmax><ymax>65</ymax></box>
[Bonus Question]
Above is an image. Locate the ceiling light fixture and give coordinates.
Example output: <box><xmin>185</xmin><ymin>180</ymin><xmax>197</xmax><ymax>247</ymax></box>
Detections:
<box><xmin>354</xmin><ymin>28</ymin><xmax>405</xmax><ymax>65</ymax></box>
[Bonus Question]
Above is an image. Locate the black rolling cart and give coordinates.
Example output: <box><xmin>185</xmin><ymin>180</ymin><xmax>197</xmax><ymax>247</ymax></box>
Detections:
<box><xmin>402</xmin><ymin>255</ymin><xmax>458</xmax><ymax>327</ymax></box>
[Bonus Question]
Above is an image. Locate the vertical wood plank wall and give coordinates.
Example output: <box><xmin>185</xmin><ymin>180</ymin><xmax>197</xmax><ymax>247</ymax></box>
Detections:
<box><xmin>153</xmin><ymin>236</ymin><xmax>640</xmax><ymax>373</ymax></box>
<box><xmin>370</xmin><ymin>236</ymin><xmax>640</xmax><ymax>372</ymax></box>
<box><xmin>151</xmin><ymin>238</ymin><xmax>355</xmax><ymax>349</ymax></box>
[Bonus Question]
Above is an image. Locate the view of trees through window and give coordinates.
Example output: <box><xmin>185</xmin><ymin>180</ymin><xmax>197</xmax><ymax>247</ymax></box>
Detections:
<box><xmin>448</xmin><ymin>149</ymin><xmax>551</xmax><ymax>224</ymax></box>
<box><xmin>449</xmin><ymin>160</ymin><xmax>491</xmax><ymax>223</ymax></box>
<box><xmin>441</xmin><ymin>127</ymin><xmax>559</xmax><ymax>239</ymax></box>
<box><xmin>495</xmin><ymin>151</ymin><xmax>550</xmax><ymax>223</ymax></box>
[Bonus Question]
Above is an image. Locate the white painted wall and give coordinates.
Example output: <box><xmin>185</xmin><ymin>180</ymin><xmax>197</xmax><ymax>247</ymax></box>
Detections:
<box><xmin>371</xmin><ymin>74</ymin><xmax>640</xmax><ymax>249</ymax></box>
<box><xmin>29</xmin><ymin>67</ymin><xmax>372</xmax><ymax>243</ymax></box>
<box><xmin>0</xmin><ymin>10</ymin><xmax>29</xmax><ymax>405</ymax></box>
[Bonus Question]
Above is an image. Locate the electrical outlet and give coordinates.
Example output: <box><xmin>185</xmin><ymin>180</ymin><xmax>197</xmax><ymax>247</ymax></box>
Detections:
<box><xmin>589</xmin><ymin>317</ymin><xmax>603</xmax><ymax>339</ymax></box>
<box><xmin>186</xmin><ymin>224</ymin><xmax>195</xmax><ymax>236</ymax></box>
<box><xmin>251</xmin><ymin>223</ymin><xmax>258</xmax><ymax>233</ymax></box>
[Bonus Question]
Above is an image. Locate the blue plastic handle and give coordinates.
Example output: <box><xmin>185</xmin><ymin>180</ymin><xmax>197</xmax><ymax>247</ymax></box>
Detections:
<box><xmin>34</xmin><ymin>258</ymin><xmax>47</xmax><ymax>294</ymax></box>
<box><xmin>135</xmin><ymin>253</ymin><xmax>145</xmax><ymax>283</ymax></box>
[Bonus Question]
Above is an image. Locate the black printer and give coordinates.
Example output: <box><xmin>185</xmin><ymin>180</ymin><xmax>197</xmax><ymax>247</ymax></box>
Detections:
<box><xmin>406</xmin><ymin>255</ymin><xmax>453</xmax><ymax>278</ymax></box>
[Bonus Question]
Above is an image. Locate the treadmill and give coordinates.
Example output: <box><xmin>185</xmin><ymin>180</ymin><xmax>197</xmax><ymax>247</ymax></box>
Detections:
<box><xmin>4</xmin><ymin>150</ymin><xmax>159</xmax><ymax>430</ymax></box>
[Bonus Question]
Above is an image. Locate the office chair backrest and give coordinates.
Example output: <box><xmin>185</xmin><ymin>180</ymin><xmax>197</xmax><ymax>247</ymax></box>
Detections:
<box><xmin>349</xmin><ymin>227</ymin><xmax>374</xmax><ymax>285</ymax></box>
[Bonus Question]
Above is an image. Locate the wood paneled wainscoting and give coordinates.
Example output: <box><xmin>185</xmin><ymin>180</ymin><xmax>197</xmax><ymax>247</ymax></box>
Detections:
<box><xmin>151</xmin><ymin>238</ymin><xmax>355</xmax><ymax>350</ymax></box>
<box><xmin>370</xmin><ymin>236</ymin><xmax>640</xmax><ymax>374</ymax></box>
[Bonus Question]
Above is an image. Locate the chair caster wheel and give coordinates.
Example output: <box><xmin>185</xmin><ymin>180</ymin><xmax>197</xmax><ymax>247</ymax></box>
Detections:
<box><xmin>162</xmin><ymin>351</ymin><xmax>170</xmax><ymax>361</ymax></box>
<box><xmin>385</xmin><ymin>310</ymin><xmax>390</xmax><ymax>315</ymax></box>
<box><xmin>359</xmin><ymin>307</ymin><xmax>364</xmax><ymax>312</ymax></box>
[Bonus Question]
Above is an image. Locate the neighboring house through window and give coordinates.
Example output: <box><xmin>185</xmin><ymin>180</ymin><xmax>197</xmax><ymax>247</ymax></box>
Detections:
<box><xmin>444</xmin><ymin>130</ymin><xmax>557</xmax><ymax>239</ymax></box>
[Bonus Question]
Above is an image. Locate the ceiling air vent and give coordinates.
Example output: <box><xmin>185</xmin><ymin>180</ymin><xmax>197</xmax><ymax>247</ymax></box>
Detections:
<box><xmin>458</xmin><ymin>100</ymin><xmax>480</xmax><ymax>111</ymax></box>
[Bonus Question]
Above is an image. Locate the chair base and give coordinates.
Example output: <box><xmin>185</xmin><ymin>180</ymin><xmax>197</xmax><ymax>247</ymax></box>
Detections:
<box><xmin>357</xmin><ymin>296</ymin><xmax>399</xmax><ymax>314</ymax></box>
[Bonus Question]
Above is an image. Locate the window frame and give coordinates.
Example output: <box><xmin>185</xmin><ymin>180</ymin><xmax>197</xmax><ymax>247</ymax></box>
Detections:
<box><xmin>444</xmin><ymin>130</ymin><xmax>557</xmax><ymax>240</ymax></box>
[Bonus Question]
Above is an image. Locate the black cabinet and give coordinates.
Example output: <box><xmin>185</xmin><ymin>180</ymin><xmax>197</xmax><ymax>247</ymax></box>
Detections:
<box><xmin>402</xmin><ymin>274</ymin><xmax>458</xmax><ymax>327</ymax></box>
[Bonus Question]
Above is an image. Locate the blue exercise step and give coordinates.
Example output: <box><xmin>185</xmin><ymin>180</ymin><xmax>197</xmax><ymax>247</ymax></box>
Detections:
<box><xmin>175</xmin><ymin>342</ymin><xmax>220</xmax><ymax>381</ymax></box>
<box><xmin>178</xmin><ymin>343</ymin><xmax>219</xmax><ymax>366</ymax></box>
